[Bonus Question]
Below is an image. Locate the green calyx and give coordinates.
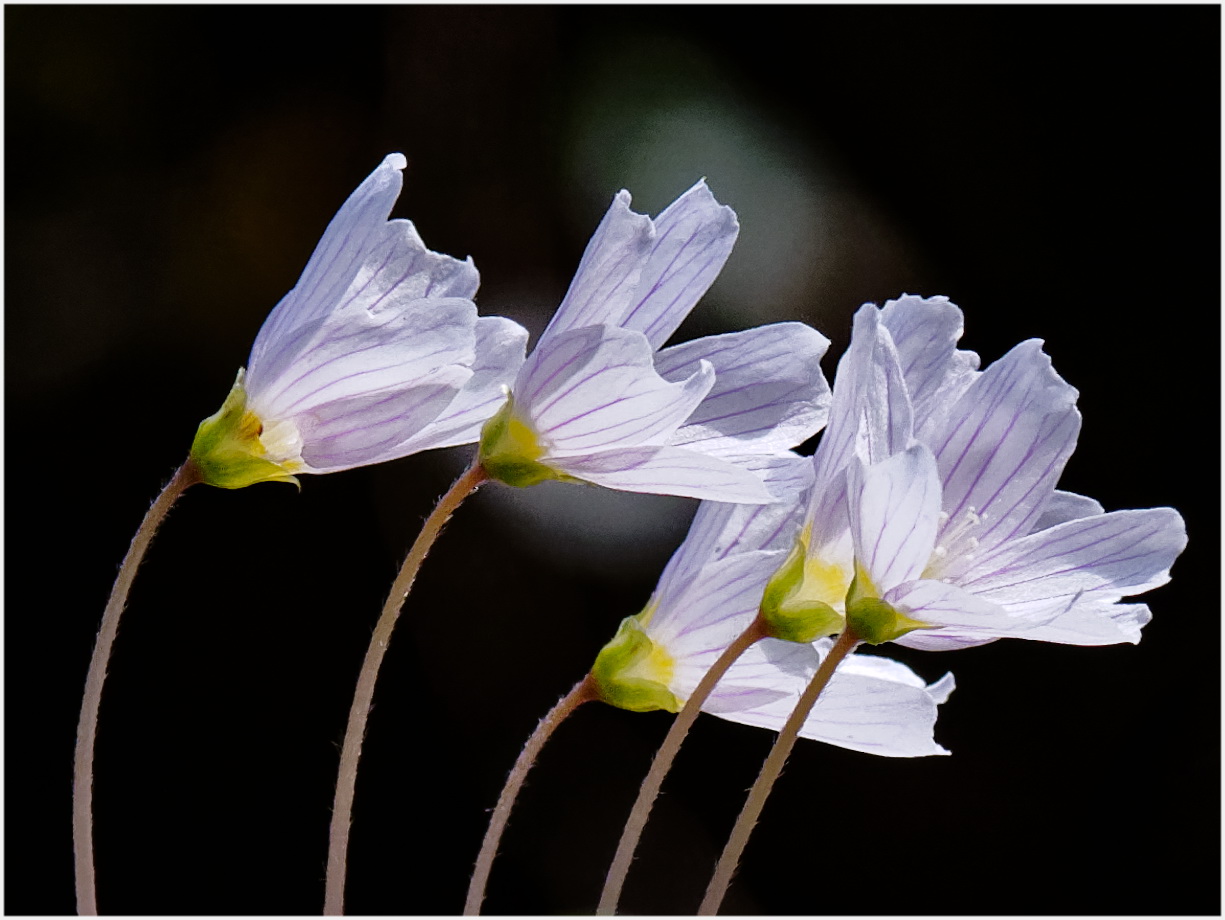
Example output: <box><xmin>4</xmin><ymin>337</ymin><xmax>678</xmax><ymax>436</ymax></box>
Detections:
<box><xmin>478</xmin><ymin>395</ymin><xmax>573</xmax><ymax>489</ymax></box>
<box><xmin>189</xmin><ymin>370</ymin><xmax>302</xmax><ymax>490</ymax></box>
<box><xmin>845</xmin><ymin>597</ymin><xmax>933</xmax><ymax>645</ymax></box>
<box><xmin>590</xmin><ymin>613</ymin><xmax>681</xmax><ymax>713</ymax></box>
<box><xmin>759</xmin><ymin>540</ymin><xmax>846</xmax><ymax>643</ymax></box>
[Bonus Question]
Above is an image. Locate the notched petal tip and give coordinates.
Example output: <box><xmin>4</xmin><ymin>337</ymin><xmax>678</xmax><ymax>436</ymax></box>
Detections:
<box><xmin>383</xmin><ymin>152</ymin><xmax>408</xmax><ymax>171</ymax></box>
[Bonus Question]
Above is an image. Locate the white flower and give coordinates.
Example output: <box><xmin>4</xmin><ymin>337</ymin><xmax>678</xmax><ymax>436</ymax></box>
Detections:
<box><xmin>190</xmin><ymin>154</ymin><xmax>527</xmax><ymax>488</ymax></box>
<box><xmin>478</xmin><ymin>182</ymin><xmax>832</xmax><ymax>503</ymax></box>
<box><xmin>760</xmin><ymin>294</ymin><xmax>1186</xmax><ymax>650</ymax></box>
<box><xmin>590</xmin><ymin>455</ymin><xmax>954</xmax><ymax>757</ymax></box>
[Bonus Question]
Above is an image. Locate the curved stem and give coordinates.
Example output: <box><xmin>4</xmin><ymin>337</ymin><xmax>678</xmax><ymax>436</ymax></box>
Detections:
<box><xmin>596</xmin><ymin>618</ymin><xmax>767</xmax><ymax>916</ymax></box>
<box><xmin>324</xmin><ymin>461</ymin><xmax>488</xmax><ymax>916</ymax></box>
<box><xmin>464</xmin><ymin>675</ymin><xmax>597</xmax><ymax>915</ymax></box>
<box><xmin>73</xmin><ymin>460</ymin><xmax>201</xmax><ymax>915</ymax></box>
<box><xmin>698</xmin><ymin>628</ymin><xmax>860</xmax><ymax>915</ymax></box>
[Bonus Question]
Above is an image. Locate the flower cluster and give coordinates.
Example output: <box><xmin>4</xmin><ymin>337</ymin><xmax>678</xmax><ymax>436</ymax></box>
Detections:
<box><xmin>116</xmin><ymin>153</ymin><xmax>1186</xmax><ymax>915</ymax></box>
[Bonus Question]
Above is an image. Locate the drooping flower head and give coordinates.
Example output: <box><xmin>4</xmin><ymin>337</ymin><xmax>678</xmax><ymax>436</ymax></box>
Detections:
<box><xmin>477</xmin><ymin>182</ymin><xmax>832</xmax><ymax>504</ymax></box>
<box><xmin>589</xmin><ymin>455</ymin><xmax>954</xmax><ymax>757</ymax></box>
<box><xmin>190</xmin><ymin>154</ymin><xmax>528</xmax><ymax>488</ymax></box>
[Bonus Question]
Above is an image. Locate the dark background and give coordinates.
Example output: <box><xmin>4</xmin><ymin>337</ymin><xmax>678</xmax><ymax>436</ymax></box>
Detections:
<box><xmin>6</xmin><ymin>5</ymin><xmax>1220</xmax><ymax>916</ymax></box>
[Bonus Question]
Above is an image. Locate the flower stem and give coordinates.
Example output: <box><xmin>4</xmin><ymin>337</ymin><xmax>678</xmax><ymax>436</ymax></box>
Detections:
<box><xmin>596</xmin><ymin>617</ymin><xmax>767</xmax><ymax>916</ymax></box>
<box><xmin>697</xmin><ymin>628</ymin><xmax>860</xmax><ymax>915</ymax></box>
<box><xmin>73</xmin><ymin>460</ymin><xmax>201</xmax><ymax>915</ymax></box>
<box><xmin>324</xmin><ymin>461</ymin><xmax>488</xmax><ymax>916</ymax></box>
<box><xmin>464</xmin><ymin>675</ymin><xmax>598</xmax><ymax>915</ymax></box>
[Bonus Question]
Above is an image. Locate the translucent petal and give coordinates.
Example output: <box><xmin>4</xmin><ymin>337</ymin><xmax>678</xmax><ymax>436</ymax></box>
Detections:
<box><xmin>928</xmin><ymin>339</ymin><xmax>1081</xmax><ymax>571</ymax></box>
<box><xmin>553</xmin><ymin>444</ymin><xmax>774</xmax><ymax>503</ymax></box>
<box><xmin>251</xmin><ymin>296</ymin><xmax>477</xmax><ymax>419</ymax></box>
<box><xmin>393</xmin><ymin>315</ymin><xmax>528</xmax><ymax>454</ymax></box>
<box><xmin>295</xmin><ymin>365</ymin><xmax>472</xmax><ymax>472</ymax></box>
<box><xmin>879</xmin><ymin>294</ymin><xmax>980</xmax><ymax>443</ymax></box>
<box><xmin>249</xmin><ymin>157</ymin><xmax>479</xmax><ymax>388</ymax></box>
<box><xmin>538</xmin><ymin>190</ymin><xmax>655</xmax><ymax>342</ymax></box>
<box><xmin>618</xmin><ymin>180</ymin><xmax>739</xmax><ymax>349</ymax></box>
<box><xmin>1031</xmin><ymin>489</ymin><xmax>1105</xmax><ymax>533</ymax></box>
<box><xmin>959</xmin><ymin>507</ymin><xmax>1187</xmax><ymax>612</ymax></box>
<box><xmin>806</xmin><ymin>305</ymin><xmax>912</xmax><ymax>550</ymax></box>
<box><xmin>711</xmin><ymin>644</ymin><xmax>951</xmax><ymax>757</ymax></box>
<box><xmin>885</xmin><ymin>578</ymin><xmax>1038</xmax><ymax>637</ymax></box>
<box><xmin>519</xmin><ymin>325</ymin><xmax>714</xmax><ymax>453</ymax></box>
<box><xmin>652</xmin><ymin>453</ymin><xmax>812</xmax><ymax>605</ymax></box>
<box><xmin>848</xmin><ymin>446</ymin><xmax>942</xmax><ymax>593</ymax></box>
<box><xmin>656</xmin><ymin>323</ymin><xmax>832</xmax><ymax>457</ymax></box>
<box><xmin>651</xmin><ymin>550</ymin><xmax>783</xmax><ymax>651</ymax></box>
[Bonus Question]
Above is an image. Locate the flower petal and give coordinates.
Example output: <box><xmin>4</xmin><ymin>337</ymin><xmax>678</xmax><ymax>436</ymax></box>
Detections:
<box><xmin>847</xmin><ymin>445</ymin><xmax>942</xmax><ymax>593</ymax></box>
<box><xmin>713</xmin><ymin>644</ymin><xmax>952</xmax><ymax>757</ymax></box>
<box><xmin>651</xmin><ymin>550</ymin><xmax>782</xmax><ymax>652</ymax></box>
<box><xmin>878</xmin><ymin>294</ymin><xmax>980</xmax><ymax>443</ymax></box>
<box><xmin>959</xmin><ymin>507</ymin><xmax>1187</xmax><ymax>614</ymax></box>
<box><xmin>538</xmin><ymin>190</ymin><xmax>655</xmax><ymax>342</ymax></box>
<box><xmin>251</xmin><ymin>296</ymin><xmax>478</xmax><ymax>418</ymax></box>
<box><xmin>1031</xmin><ymin>489</ymin><xmax>1105</xmax><ymax>533</ymax></box>
<box><xmin>885</xmin><ymin>578</ymin><xmax>1039</xmax><ymax>638</ymax></box>
<box><xmin>296</xmin><ymin>365</ymin><xmax>472</xmax><ymax>472</ymax></box>
<box><xmin>806</xmin><ymin>304</ymin><xmax>912</xmax><ymax>550</ymax></box>
<box><xmin>655</xmin><ymin>323</ymin><xmax>832</xmax><ymax>456</ymax></box>
<box><xmin>928</xmin><ymin>339</ymin><xmax>1081</xmax><ymax>571</ymax></box>
<box><xmin>698</xmin><ymin>639</ymin><xmax>820</xmax><ymax>715</ymax></box>
<box><xmin>249</xmin><ymin>156</ymin><xmax>481</xmax><ymax>390</ymax></box>
<box><xmin>552</xmin><ymin>444</ymin><xmax>774</xmax><ymax>503</ymax></box>
<box><xmin>652</xmin><ymin>453</ymin><xmax>813</xmax><ymax>605</ymax></box>
<box><xmin>392</xmin><ymin>315</ymin><xmax>528</xmax><ymax>453</ymax></box>
<box><xmin>618</xmin><ymin>180</ymin><xmax>740</xmax><ymax>348</ymax></box>
<box><xmin>997</xmin><ymin>600</ymin><xmax>1153</xmax><ymax>646</ymax></box>
<box><xmin>518</xmin><ymin>325</ymin><xmax>714</xmax><ymax>453</ymax></box>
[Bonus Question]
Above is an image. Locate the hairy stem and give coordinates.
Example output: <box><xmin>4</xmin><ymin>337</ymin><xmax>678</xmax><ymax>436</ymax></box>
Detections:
<box><xmin>324</xmin><ymin>461</ymin><xmax>488</xmax><ymax>915</ymax></box>
<box><xmin>596</xmin><ymin>618</ymin><xmax>767</xmax><ymax>916</ymax></box>
<box><xmin>73</xmin><ymin>460</ymin><xmax>201</xmax><ymax>915</ymax></box>
<box><xmin>698</xmin><ymin>628</ymin><xmax>860</xmax><ymax>915</ymax></box>
<box><xmin>464</xmin><ymin>675</ymin><xmax>597</xmax><ymax>915</ymax></box>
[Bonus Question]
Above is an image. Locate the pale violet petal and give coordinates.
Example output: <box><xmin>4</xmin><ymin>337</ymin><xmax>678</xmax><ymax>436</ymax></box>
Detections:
<box><xmin>251</xmin><ymin>297</ymin><xmax>477</xmax><ymax>418</ymax></box>
<box><xmin>295</xmin><ymin>365</ymin><xmax>472</xmax><ymax>472</ymax></box>
<box><xmin>249</xmin><ymin>219</ymin><xmax>480</xmax><ymax>396</ymax></box>
<box><xmin>652</xmin><ymin>454</ymin><xmax>813</xmax><ymax>605</ymax></box>
<box><xmin>249</xmin><ymin>154</ymin><xmax>408</xmax><ymax>372</ymax></box>
<box><xmin>538</xmin><ymin>190</ymin><xmax>655</xmax><ymax>342</ymax></box>
<box><xmin>519</xmin><ymin>325</ymin><xmax>714</xmax><ymax>454</ymax></box>
<box><xmin>712</xmin><ymin>645</ymin><xmax>951</xmax><ymax>757</ymax></box>
<box><xmin>649</xmin><ymin>550</ymin><xmax>782</xmax><ymax>652</ymax></box>
<box><xmin>878</xmin><ymin>294</ymin><xmax>981</xmax><ymax>443</ymax></box>
<box><xmin>891</xmin><ymin>632</ymin><xmax>1000</xmax><ymax>652</ymax></box>
<box><xmin>806</xmin><ymin>305</ymin><xmax>912</xmax><ymax>550</ymax></box>
<box><xmin>392</xmin><ymin>315</ymin><xmax>528</xmax><ymax>454</ymax></box>
<box><xmin>959</xmin><ymin>507</ymin><xmax>1187</xmax><ymax>612</ymax></box>
<box><xmin>847</xmin><ymin>446</ymin><xmax>942</xmax><ymax>593</ymax></box>
<box><xmin>696</xmin><ymin>639</ymin><xmax>820</xmax><ymax>715</ymax></box>
<box><xmin>552</xmin><ymin>445</ymin><xmax>774</xmax><ymax>503</ymax></box>
<box><xmin>1031</xmin><ymin>490</ymin><xmax>1105</xmax><ymax>533</ymax></box>
<box><xmin>995</xmin><ymin>600</ymin><xmax>1153</xmax><ymax>646</ymax></box>
<box><xmin>929</xmin><ymin>339</ymin><xmax>1081</xmax><ymax>572</ymax></box>
<box><xmin>656</xmin><ymin>323</ymin><xmax>833</xmax><ymax>457</ymax></box>
<box><xmin>618</xmin><ymin>180</ymin><xmax>740</xmax><ymax>349</ymax></box>
<box><xmin>885</xmin><ymin>578</ymin><xmax>1040</xmax><ymax>638</ymax></box>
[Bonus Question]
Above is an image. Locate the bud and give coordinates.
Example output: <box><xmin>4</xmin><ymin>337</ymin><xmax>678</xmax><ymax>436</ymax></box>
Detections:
<box><xmin>590</xmin><ymin>612</ymin><xmax>681</xmax><ymax>713</ymax></box>
<box><xmin>190</xmin><ymin>370</ymin><xmax>302</xmax><ymax>489</ymax></box>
